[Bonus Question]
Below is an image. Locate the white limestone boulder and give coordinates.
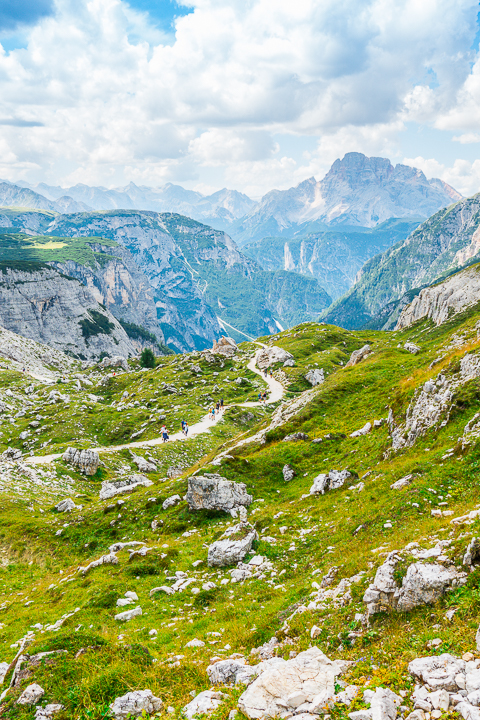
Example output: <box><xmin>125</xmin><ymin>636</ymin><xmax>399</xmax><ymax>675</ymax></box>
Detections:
<box><xmin>110</xmin><ymin>690</ymin><xmax>162</xmax><ymax>719</ymax></box>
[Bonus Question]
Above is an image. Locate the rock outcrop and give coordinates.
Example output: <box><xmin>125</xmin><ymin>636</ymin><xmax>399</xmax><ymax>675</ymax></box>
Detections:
<box><xmin>212</xmin><ymin>336</ymin><xmax>238</xmax><ymax>356</ymax></box>
<box><xmin>256</xmin><ymin>346</ymin><xmax>293</xmax><ymax>369</ymax></box>
<box><xmin>62</xmin><ymin>448</ymin><xmax>100</xmax><ymax>476</ymax></box>
<box><xmin>110</xmin><ymin>690</ymin><xmax>163</xmax><ymax>719</ymax></box>
<box><xmin>99</xmin><ymin>474</ymin><xmax>153</xmax><ymax>500</ymax></box>
<box><xmin>310</xmin><ymin>470</ymin><xmax>352</xmax><ymax>495</ymax></box>
<box><xmin>346</xmin><ymin>345</ymin><xmax>371</xmax><ymax>367</ymax></box>
<box><xmin>305</xmin><ymin>368</ymin><xmax>325</xmax><ymax>386</ymax></box>
<box><xmin>186</xmin><ymin>474</ymin><xmax>253</xmax><ymax>515</ymax></box>
<box><xmin>238</xmin><ymin>647</ymin><xmax>344</xmax><ymax>719</ymax></box>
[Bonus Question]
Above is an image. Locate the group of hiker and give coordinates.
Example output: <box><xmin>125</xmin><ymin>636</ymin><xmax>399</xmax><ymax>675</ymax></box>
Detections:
<box><xmin>160</xmin><ymin>419</ymin><xmax>189</xmax><ymax>443</ymax></box>
<box><xmin>209</xmin><ymin>398</ymin><xmax>224</xmax><ymax>420</ymax></box>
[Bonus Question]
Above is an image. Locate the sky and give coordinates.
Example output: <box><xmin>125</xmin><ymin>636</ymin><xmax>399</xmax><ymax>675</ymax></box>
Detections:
<box><xmin>1</xmin><ymin>0</ymin><xmax>480</xmax><ymax>198</ymax></box>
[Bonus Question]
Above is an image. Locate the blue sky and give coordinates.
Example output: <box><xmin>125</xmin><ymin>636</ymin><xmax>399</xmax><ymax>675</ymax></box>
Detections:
<box><xmin>0</xmin><ymin>0</ymin><xmax>480</xmax><ymax>198</ymax></box>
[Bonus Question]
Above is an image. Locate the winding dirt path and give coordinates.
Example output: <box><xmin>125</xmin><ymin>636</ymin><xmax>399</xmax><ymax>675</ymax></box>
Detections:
<box><xmin>26</xmin><ymin>348</ymin><xmax>284</xmax><ymax>465</ymax></box>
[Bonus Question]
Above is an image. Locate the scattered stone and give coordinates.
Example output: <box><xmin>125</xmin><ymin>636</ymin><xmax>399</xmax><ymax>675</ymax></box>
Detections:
<box><xmin>185</xmin><ymin>638</ymin><xmax>205</xmax><ymax>648</ymax></box>
<box><xmin>110</xmin><ymin>690</ymin><xmax>163</xmax><ymax>719</ymax></box>
<box><xmin>283</xmin><ymin>358</ymin><xmax>295</xmax><ymax>367</ymax></box>
<box><xmin>349</xmin><ymin>687</ymin><xmax>402</xmax><ymax>720</ymax></box>
<box><xmin>100</xmin><ymin>475</ymin><xmax>153</xmax><ymax>500</ymax></box>
<box><xmin>186</xmin><ymin>474</ymin><xmax>252</xmax><ymax>515</ymax></box>
<box><xmin>17</xmin><ymin>683</ymin><xmax>45</xmax><ymax>705</ymax></box>
<box><xmin>183</xmin><ymin>691</ymin><xmax>224</xmax><ymax>720</ymax></box>
<box><xmin>208</xmin><ymin>522</ymin><xmax>258</xmax><ymax>567</ymax></box>
<box><xmin>115</xmin><ymin>606</ymin><xmax>142</xmax><ymax>622</ymax></box>
<box><xmin>162</xmin><ymin>495</ymin><xmax>182</xmax><ymax>510</ymax></box>
<box><xmin>404</xmin><ymin>342</ymin><xmax>421</xmax><ymax>354</ymax></box>
<box><xmin>167</xmin><ymin>466</ymin><xmax>183</xmax><ymax>478</ymax></box>
<box><xmin>150</xmin><ymin>586</ymin><xmax>174</xmax><ymax>597</ymax></box>
<box><xmin>408</xmin><ymin>654</ymin><xmax>466</xmax><ymax>691</ymax></box>
<box><xmin>283</xmin><ymin>433</ymin><xmax>309</xmax><ymax>442</ymax></box>
<box><xmin>345</xmin><ymin>345</ymin><xmax>371</xmax><ymax>367</ymax></box>
<box><xmin>310</xmin><ymin>470</ymin><xmax>352</xmax><ymax>495</ymax></box>
<box><xmin>62</xmin><ymin>447</ymin><xmax>99</xmax><ymax>475</ymax></box>
<box><xmin>305</xmin><ymin>369</ymin><xmax>325</xmax><ymax>387</ymax></box>
<box><xmin>464</xmin><ymin>538</ymin><xmax>480</xmax><ymax>569</ymax></box>
<box><xmin>283</xmin><ymin>465</ymin><xmax>295</xmax><ymax>482</ymax></box>
<box><xmin>207</xmin><ymin>659</ymin><xmax>248</xmax><ymax>685</ymax></box>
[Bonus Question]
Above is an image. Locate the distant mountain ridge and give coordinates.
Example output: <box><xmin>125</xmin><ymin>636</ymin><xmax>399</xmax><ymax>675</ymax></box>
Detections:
<box><xmin>1</xmin><ymin>153</ymin><xmax>461</xmax><ymax>247</ymax></box>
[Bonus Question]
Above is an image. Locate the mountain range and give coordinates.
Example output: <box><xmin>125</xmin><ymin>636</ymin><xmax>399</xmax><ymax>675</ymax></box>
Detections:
<box><xmin>2</xmin><ymin>152</ymin><xmax>460</xmax><ymax>246</ymax></box>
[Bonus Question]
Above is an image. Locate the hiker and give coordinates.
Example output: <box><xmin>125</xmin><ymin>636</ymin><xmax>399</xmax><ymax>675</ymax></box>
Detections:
<box><xmin>264</xmin><ymin>368</ymin><xmax>268</xmax><ymax>378</ymax></box>
<box><xmin>269</xmin><ymin>370</ymin><xmax>273</xmax><ymax>378</ymax></box>
<box><xmin>161</xmin><ymin>425</ymin><xmax>169</xmax><ymax>443</ymax></box>
<box><xmin>220</xmin><ymin>397</ymin><xmax>224</xmax><ymax>410</ymax></box>
<box><xmin>184</xmin><ymin>421</ymin><xmax>189</xmax><ymax>436</ymax></box>
<box><xmin>262</xmin><ymin>391</ymin><xmax>267</xmax><ymax>402</ymax></box>
<box><xmin>258</xmin><ymin>392</ymin><xmax>262</xmax><ymax>402</ymax></box>
<box><xmin>181</xmin><ymin>420</ymin><xmax>187</xmax><ymax>436</ymax></box>
<box><xmin>216</xmin><ymin>401</ymin><xmax>220</xmax><ymax>413</ymax></box>
<box><xmin>211</xmin><ymin>407</ymin><xmax>216</xmax><ymax>420</ymax></box>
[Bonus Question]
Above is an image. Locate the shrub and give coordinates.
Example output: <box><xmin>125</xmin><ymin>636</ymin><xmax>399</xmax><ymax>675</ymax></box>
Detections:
<box><xmin>140</xmin><ymin>347</ymin><xmax>156</xmax><ymax>368</ymax></box>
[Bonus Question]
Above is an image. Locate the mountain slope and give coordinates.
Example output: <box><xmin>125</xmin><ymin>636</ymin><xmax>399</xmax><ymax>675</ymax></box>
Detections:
<box><xmin>243</xmin><ymin>218</ymin><xmax>422</xmax><ymax>300</ymax></box>
<box><xmin>232</xmin><ymin>152</ymin><xmax>461</xmax><ymax>244</ymax></box>
<box><xmin>2</xmin><ymin>297</ymin><xmax>480</xmax><ymax>717</ymax></box>
<box><xmin>322</xmin><ymin>193</ymin><xmax>480</xmax><ymax>330</ymax></box>
<box><xmin>0</xmin><ymin>182</ymin><xmax>92</xmax><ymax>214</ymax></box>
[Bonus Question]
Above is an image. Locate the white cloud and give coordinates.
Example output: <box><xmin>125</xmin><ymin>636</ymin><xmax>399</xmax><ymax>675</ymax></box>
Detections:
<box><xmin>0</xmin><ymin>0</ymin><xmax>478</xmax><ymax>194</ymax></box>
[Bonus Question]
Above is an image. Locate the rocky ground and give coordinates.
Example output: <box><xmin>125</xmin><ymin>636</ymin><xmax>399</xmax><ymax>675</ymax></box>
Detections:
<box><xmin>2</xmin><ymin>300</ymin><xmax>480</xmax><ymax>720</ymax></box>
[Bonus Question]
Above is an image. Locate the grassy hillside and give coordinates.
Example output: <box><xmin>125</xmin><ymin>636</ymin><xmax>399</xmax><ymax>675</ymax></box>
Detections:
<box><xmin>1</xmin><ymin>306</ymin><xmax>480</xmax><ymax>718</ymax></box>
<box><xmin>0</xmin><ymin>233</ymin><xmax>118</xmax><ymax>271</ymax></box>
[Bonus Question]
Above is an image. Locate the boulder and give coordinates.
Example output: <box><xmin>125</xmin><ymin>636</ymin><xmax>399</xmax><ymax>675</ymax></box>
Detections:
<box><xmin>404</xmin><ymin>342</ymin><xmax>421</xmax><ymax>355</ymax></box>
<box><xmin>17</xmin><ymin>683</ymin><xmax>45</xmax><ymax>705</ymax></box>
<box><xmin>390</xmin><ymin>475</ymin><xmax>412</xmax><ymax>490</ymax></box>
<box><xmin>345</xmin><ymin>345</ymin><xmax>371</xmax><ymax>368</ymax></box>
<box><xmin>208</xmin><ymin>522</ymin><xmax>258</xmax><ymax>567</ymax></box>
<box><xmin>463</xmin><ymin>538</ymin><xmax>480</xmax><ymax>568</ymax></box>
<box><xmin>130</xmin><ymin>452</ymin><xmax>157</xmax><ymax>473</ymax></box>
<box><xmin>238</xmin><ymin>647</ymin><xmax>342</xmax><ymax>719</ymax></box>
<box><xmin>183</xmin><ymin>691</ymin><xmax>224</xmax><ymax>719</ymax></box>
<box><xmin>283</xmin><ymin>465</ymin><xmax>295</xmax><ymax>482</ymax></box>
<box><xmin>283</xmin><ymin>358</ymin><xmax>295</xmax><ymax>367</ymax></box>
<box><xmin>100</xmin><ymin>474</ymin><xmax>153</xmax><ymax>500</ymax></box>
<box><xmin>62</xmin><ymin>447</ymin><xmax>100</xmax><ymax>476</ymax></box>
<box><xmin>310</xmin><ymin>470</ymin><xmax>352</xmax><ymax>495</ymax></box>
<box><xmin>212</xmin><ymin>336</ymin><xmax>238</xmax><ymax>357</ymax></box>
<box><xmin>55</xmin><ymin>498</ymin><xmax>78</xmax><ymax>513</ymax></box>
<box><xmin>207</xmin><ymin>659</ymin><xmax>248</xmax><ymax>686</ymax></box>
<box><xmin>114</xmin><ymin>606</ymin><xmax>142</xmax><ymax>622</ymax></box>
<box><xmin>349</xmin><ymin>687</ymin><xmax>402</xmax><ymax>720</ymax></box>
<box><xmin>350</xmin><ymin>422</ymin><xmax>372</xmax><ymax>438</ymax></box>
<box><xmin>100</xmin><ymin>355</ymin><xmax>128</xmax><ymax>371</ymax></box>
<box><xmin>0</xmin><ymin>661</ymin><xmax>9</xmax><ymax>684</ymax></box>
<box><xmin>256</xmin><ymin>346</ymin><xmax>293</xmax><ymax>370</ymax></box>
<box><xmin>283</xmin><ymin>433</ymin><xmax>309</xmax><ymax>442</ymax></box>
<box><xmin>186</xmin><ymin>474</ymin><xmax>252</xmax><ymax>515</ymax></box>
<box><xmin>110</xmin><ymin>690</ymin><xmax>163</xmax><ymax>719</ymax></box>
<box><xmin>362</xmin><ymin>552</ymin><xmax>400</xmax><ymax>616</ymax></box>
<box><xmin>305</xmin><ymin>369</ymin><xmax>325</xmax><ymax>387</ymax></box>
<box><xmin>162</xmin><ymin>494</ymin><xmax>182</xmax><ymax>510</ymax></box>
<box><xmin>78</xmin><ymin>552</ymin><xmax>119</xmax><ymax>575</ymax></box>
<box><xmin>185</xmin><ymin>638</ymin><xmax>205</xmax><ymax>648</ymax></box>
<box><xmin>394</xmin><ymin>563</ymin><xmax>467</xmax><ymax>611</ymax></box>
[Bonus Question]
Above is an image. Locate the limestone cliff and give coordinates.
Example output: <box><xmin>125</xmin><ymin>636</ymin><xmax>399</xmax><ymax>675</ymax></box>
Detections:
<box><xmin>395</xmin><ymin>264</ymin><xmax>480</xmax><ymax>329</ymax></box>
<box><xmin>0</xmin><ymin>266</ymin><xmax>137</xmax><ymax>360</ymax></box>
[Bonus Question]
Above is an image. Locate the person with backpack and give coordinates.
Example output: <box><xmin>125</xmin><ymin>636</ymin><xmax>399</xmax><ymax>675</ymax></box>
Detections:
<box><xmin>161</xmin><ymin>425</ymin><xmax>169</xmax><ymax>442</ymax></box>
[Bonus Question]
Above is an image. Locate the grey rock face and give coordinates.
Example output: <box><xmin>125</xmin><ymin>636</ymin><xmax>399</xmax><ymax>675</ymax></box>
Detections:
<box><xmin>101</xmin><ymin>356</ymin><xmax>128</xmax><ymax>371</ymax></box>
<box><xmin>208</xmin><ymin>522</ymin><xmax>258</xmax><ymax>567</ymax></box>
<box><xmin>110</xmin><ymin>690</ymin><xmax>163</xmax><ymax>719</ymax></box>
<box><xmin>395</xmin><ymin>563</ymin><xmax>467</xmax><ymax>611</ymax></box>
<box><xmin>0</xmin><ymin>267</ymin><xmax>137</xmax><ymax>360</ymax></box>
<box><xmin>305</xmin><ymin>368</ymin><xmax>324</xmax><ymax>386</ymax></box>
<box><xmin>130</xmin><ymin>452</ymin><xmax>157</xmax><ymax>473</ymax></box>
<box><xmin>62</xmin><ymin>448</ymin><xmax>100</xmax><ymax>476</ymax></box>
<box><xmin>212</xmin><ymin>336</ymin><xmax>238</xmax><ymax>356</ymax></box>
<box><xmin>310</xmin><ymin>470</ymin><xmax>352</xmax><ymax>495</ymax></box>
<box><xmin>186</xmin><ymin>474</ymin><xmax>252</xmax><ymax>514</ymax></box>
<box><xmin>99</xmin><ymin>474</ymin><xmax>153</xmax><ymax>500</ymax></box>
<box><xmin>207</xmin><ymin>659</ymin><xmax>248</xmax><ymax>686</ymax></box>
<box><xmin>408</xmin><ymin>654</ymin><xmax>466</xmax><ymax>691</ymax></box>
